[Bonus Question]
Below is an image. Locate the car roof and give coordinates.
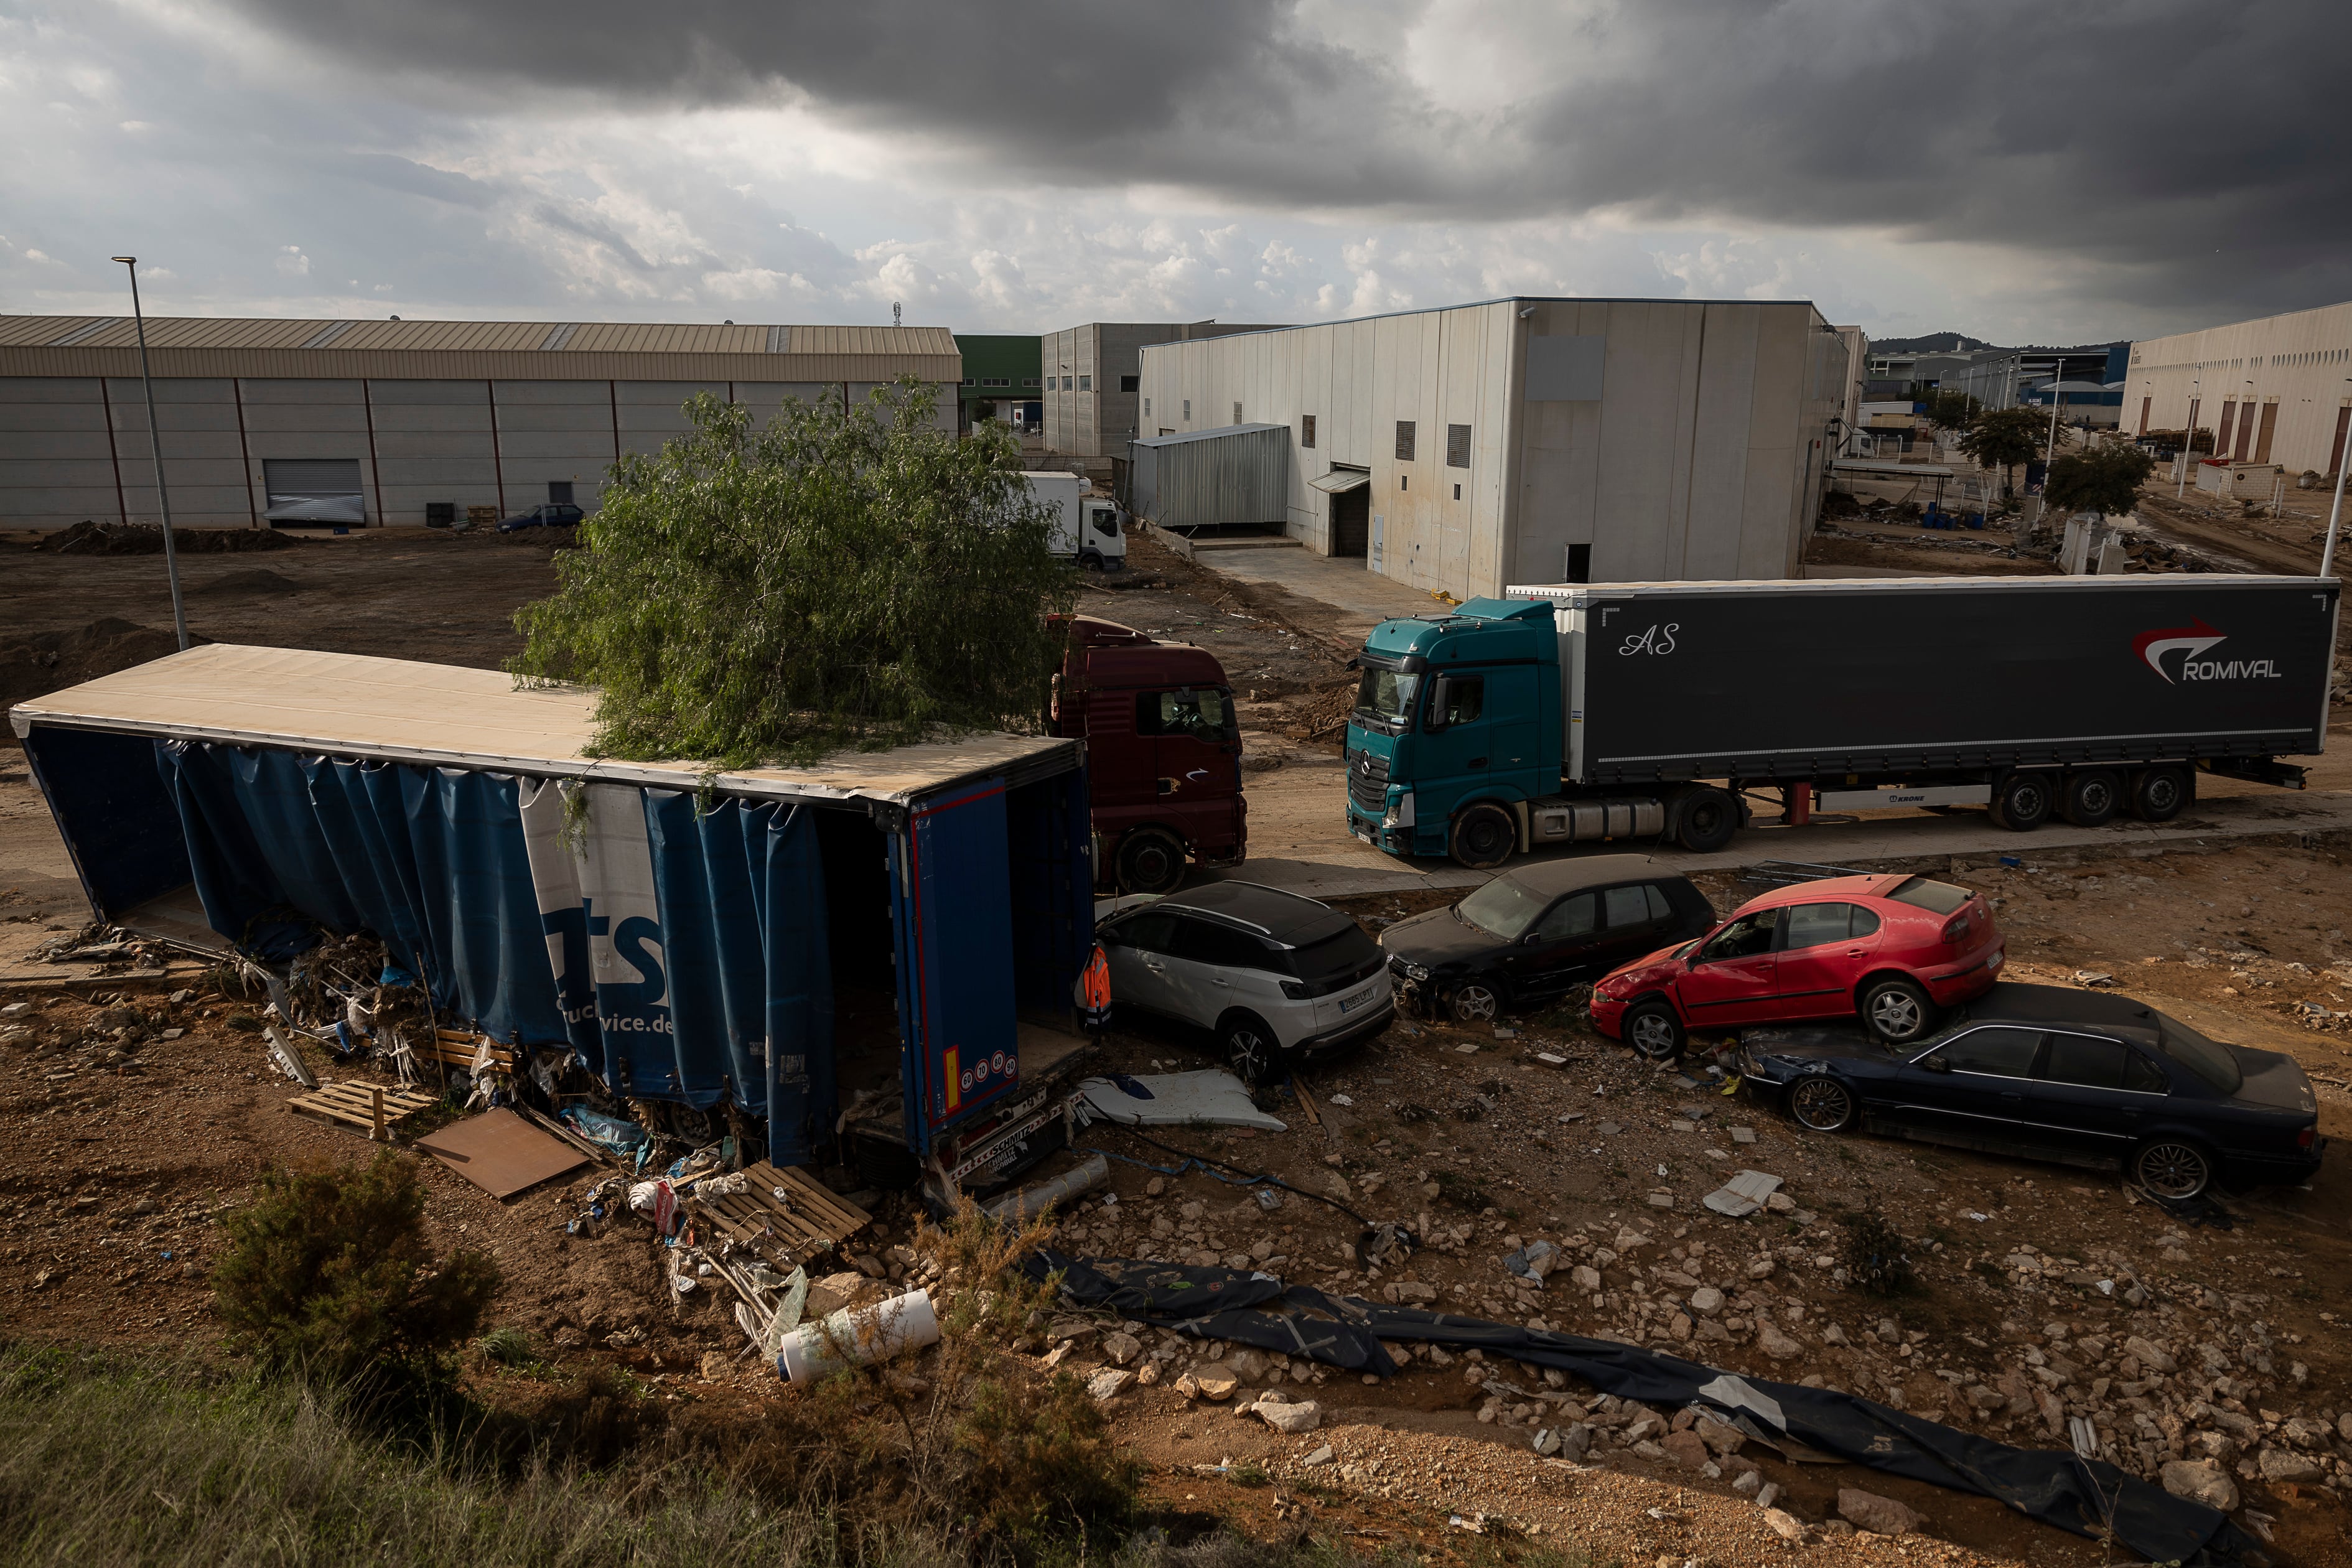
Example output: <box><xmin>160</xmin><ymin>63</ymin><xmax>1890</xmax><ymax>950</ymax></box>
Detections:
<box><xmin>1738</xmin><ymin>874</ymin><xmax>1908</xmax><ymax>910</ymax></box>
<box><xmin>1160</xmin><ymin>880</ymin><xmax>1353</xmax><ymax>944</ymax></box>
<box><xmin>1955</xmin><ymin>982</ymin><xmax>2160</xmax><ymax>1043</ymax></box>
<box><xmin>1494</xmin><ymin>854</ymin><xmax>1679</xmax><ymax>900</ymax></box>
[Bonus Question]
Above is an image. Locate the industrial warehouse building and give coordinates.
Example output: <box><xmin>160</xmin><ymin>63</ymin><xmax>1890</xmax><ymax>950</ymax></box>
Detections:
<box><xmin>1135</xmin><ymin>297</ymin><xmax>1849</xmax><ymax>599</ymax></box>
<box><xmin>0</xmin><ymin>316</ymin><xmax>960</xmax><ymax>530</ymax></box>
<box><xmin>1039</xmin><ymin>320</ymin><xmax>1277</xmax><ymax>469</ymax></box>
<box><xmin>2122</xmin><ymin>299</ymin><xmax>2352</xmax><ymax>476</ymax></box>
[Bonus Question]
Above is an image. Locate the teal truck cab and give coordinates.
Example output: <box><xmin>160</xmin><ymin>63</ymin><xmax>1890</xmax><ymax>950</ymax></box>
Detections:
<box><xmin>1345</xmin><ymin>597</ymin><xmax>1731</xmax><ymax>867</ymax></box>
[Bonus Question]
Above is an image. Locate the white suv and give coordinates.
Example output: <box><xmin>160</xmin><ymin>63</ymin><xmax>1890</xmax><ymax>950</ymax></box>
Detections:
<box><xmin>1096</xmin><ymin>882</ymin><xmax>1394</xmax><ymax>1082</ymax></box>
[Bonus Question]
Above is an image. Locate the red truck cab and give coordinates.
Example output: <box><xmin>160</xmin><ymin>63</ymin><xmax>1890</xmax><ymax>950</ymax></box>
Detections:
<box><xmin>1048</xmin><ymin>615</ymin><xmax>1246</xmax><ymax>892</ymax></box>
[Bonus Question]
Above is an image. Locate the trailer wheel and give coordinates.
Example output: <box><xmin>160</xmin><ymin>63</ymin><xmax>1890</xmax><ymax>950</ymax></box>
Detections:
<box><xmin>2129</xmin><ymin>765</ymin><xmax>2192</xmax><ymax>823</ymax></box>
<box><xmin>1115</xmin><ymin>828</ymin><xmax>1187</xmax><ymax>894</ymax></box>
<box><xmin>1673</xmin><ymin>787</ymin><xmax>1738</xmax><ymax>854</ymax></box>
<box><xmin>2060</xmin><ymin>769</ymin><xmax>2121</xmax><ymax>827</ymax></box>
<box><xmin>853</xmin><ymin>1132</ymin><xmax>923</xmax><ymax>1192</ymax></box>
<box><xmin>1449</xmin><ymin>803</ymin><xmax>1517</xmax><ymax>870</ymax></box>
<box><xmin>1989</xmin><ymin>770</ymin><xmax>2053</xmax><ymax>831</ymax></box>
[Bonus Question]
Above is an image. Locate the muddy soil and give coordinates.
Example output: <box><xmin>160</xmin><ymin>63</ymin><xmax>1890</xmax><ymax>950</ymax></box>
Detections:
<box><xmin>11</xmin><ymin>525</ymin><xmax>2352</xmax><ymax>1563</ymax></box>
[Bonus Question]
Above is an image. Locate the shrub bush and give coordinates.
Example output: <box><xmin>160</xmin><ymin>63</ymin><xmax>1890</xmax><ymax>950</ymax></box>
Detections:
<box><xmin>212</xmin><ymin>1150</ymin><xmax>500</xmax><ymax>1386</ymax></box>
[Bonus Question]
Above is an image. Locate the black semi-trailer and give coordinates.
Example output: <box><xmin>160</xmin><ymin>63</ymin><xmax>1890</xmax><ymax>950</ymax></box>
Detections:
<box><xmin>1349</xmin><ymin>575</ymin><xmax>2341</xmax><ymax>867</ymax></box>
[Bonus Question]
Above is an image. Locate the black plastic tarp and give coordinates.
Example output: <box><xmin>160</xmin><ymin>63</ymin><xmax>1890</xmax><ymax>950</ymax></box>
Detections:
<box><xmin>1029</xmin><ymin>1251</ymin><xmax>2261</xmax><ymax>1567</ymax></box>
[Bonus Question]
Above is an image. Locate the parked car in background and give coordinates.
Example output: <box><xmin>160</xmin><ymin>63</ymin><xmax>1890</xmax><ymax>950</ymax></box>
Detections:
<box><xmin>497</xmin><ymin>503</ymin><xmax>586</xmax><ymax>533</ymax></box>
<box><xmin>1379</xmin><ymin>854</ymin><xmax>1715</xmax><ymax>1022</ymax></box>
<box><xmin>1590</xmin><ymin>873</ymin><xmax>2004</xmax><ymax>1060</ymax></box>
<box><xmin>1735</xmin><ymin>983</ymin><xmax>2322</xmax><ymax>1199</ymax></box>
<box><xmin>1096</xmin><ymin>882</ymin><xmax>1391</xmax><ymax>1082</ymax></box>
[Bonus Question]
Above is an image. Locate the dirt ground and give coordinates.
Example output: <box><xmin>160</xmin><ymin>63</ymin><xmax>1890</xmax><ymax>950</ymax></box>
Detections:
<box><xmin>8</xmin><ymin>523</ymin><xmax>2352</xmax><ymax>1563</ymax></box>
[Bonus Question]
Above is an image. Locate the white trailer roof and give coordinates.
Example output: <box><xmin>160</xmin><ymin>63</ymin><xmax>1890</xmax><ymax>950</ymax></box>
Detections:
<box><xmin>1504</xmin><ymin>574</ymin><xmax>2332</xmax><ymax>600</ymax></box>
<box><xmin>7</xmin><ymin>643</ymin><xmax>1077</xmax><ymax>808</ymax></box>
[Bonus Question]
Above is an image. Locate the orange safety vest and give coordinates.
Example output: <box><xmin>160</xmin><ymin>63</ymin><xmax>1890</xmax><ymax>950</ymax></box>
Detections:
<box><xmin>1078</xmin><ymin>943</ymin><xmax>1112</xmax><ymax>1030</ymax></box>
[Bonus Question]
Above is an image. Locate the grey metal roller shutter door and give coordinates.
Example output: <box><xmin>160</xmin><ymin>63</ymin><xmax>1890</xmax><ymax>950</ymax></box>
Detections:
<box><xmin>262</xmin><ymin>458</ymin><xmax>365</xmax><ymax>524</ymax></box>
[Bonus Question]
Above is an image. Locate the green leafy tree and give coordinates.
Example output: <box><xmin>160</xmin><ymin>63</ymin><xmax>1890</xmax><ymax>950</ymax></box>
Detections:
<box><xmin>213</xmin><ymin>1151</ymin><xmax>500</xmax><ymax>1385</ymax></box>
<box><xmin>2045</xmin><ymin>443</ymin><xmax>2157</xmax><ymax>518</ymax></box>
<box><xmin>1956</xmin><ymin>407</ymin><xmax>2050</xmax><ymax>502</ymax></box>
<box><xmin>513</xmin><ymin>379</ymin><xmax>1076</xmax><ymax>765</ymax></box>
<box><xmin>1926</xmin><ymin>389</ymin><xmax>1981</xmax><ymax>429</ymax></box>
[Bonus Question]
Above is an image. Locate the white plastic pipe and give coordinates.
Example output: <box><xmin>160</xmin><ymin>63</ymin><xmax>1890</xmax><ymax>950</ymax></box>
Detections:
<box><xmin>777</xmin><ymin>1287</ymin><xmax>940</xmax><ymax>1383</ymax></box>
<box><xmin>984</xmin><ymin>1152</ymin><xmax>1109</xmax><ymax>1225</ymax></box>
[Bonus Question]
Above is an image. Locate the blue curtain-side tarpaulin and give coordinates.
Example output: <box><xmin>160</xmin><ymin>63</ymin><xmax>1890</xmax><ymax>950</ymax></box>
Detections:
<box><xmin>155</xmin><ymin>742</ymin><xmax>564</xmax><ymax>1042</ymax></box>
<box><xmin>1029</xmin><ymin>1252</ymin><xmax>2261</xmax><ymax>1568</ymax></box>
<box><xmin>518</xmin><ymin>780</ymin><xmax>834</xmax><ymax>1159</ymax></box>
<box><xmin>151</xmin><ymin>743</ymin><xmax>834</xmax><ymax>1149</ymax></box>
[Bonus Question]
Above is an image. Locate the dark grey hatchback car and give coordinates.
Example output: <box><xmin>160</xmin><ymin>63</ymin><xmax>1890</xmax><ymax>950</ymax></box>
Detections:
<box><xmin>1378</xmin><ymin>853</ymin><xmax>1717</xmax><ymax>1022</ymax></box>
<box><xmin>1738</xmin><ymin>982</ymin><xmax>2322</xmax><ymax>1199</ymax></box>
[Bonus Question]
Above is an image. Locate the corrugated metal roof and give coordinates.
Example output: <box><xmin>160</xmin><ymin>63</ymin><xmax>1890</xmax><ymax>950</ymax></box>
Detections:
<box><xmin>8</xmin><ymin>643</ymin><xmax>1075</xmax><ymax>808</ymax></box>
<box><xmin>1132</xmin><ymin>422</ymin><xmax>1288</xmax><ymax>448</ymax></box>
<box><xmin>0</xmin><ymin>314</ymin><xmax>962</xmax><ymax>382</ymax></box>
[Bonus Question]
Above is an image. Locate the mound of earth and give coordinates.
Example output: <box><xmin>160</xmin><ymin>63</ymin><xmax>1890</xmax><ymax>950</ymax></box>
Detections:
<box><xmin>0</xmin><ymin>617</ymin><xmax>198</xmax><ymax>732</ymax></box>
<box><xmin>37</xmin><ymin>521</ymin><xmax>296</xmax><ymax>556</ymax></box>
<box><xmin>194</xmin><ymin>569</ymin><xmax>304</xmax><ymax>596</ymax></box>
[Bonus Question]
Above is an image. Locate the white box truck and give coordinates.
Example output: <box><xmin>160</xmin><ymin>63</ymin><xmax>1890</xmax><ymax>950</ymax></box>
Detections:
<box><xmin>1022</xmin><ymin>470</ymin><xmax>1127</xmax><ymax>571</ymax></box>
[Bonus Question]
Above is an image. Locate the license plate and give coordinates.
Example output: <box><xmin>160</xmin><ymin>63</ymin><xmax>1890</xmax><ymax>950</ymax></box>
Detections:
<box><xmin>1353</xmin><ymin>829</ymin><xmax>1373</xmax><ymax>846</ymax></box>
<box><xmin>1339</xmin><ymin>986</ymin><xmax>1376</xmax><ymax>1014</ymax></box>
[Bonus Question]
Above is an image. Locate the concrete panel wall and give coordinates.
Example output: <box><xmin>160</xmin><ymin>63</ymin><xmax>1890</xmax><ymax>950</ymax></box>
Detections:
<box><xmin>0</xmin><ymin>372</ymin><xmax>963</xmax><ymax>530</ymax></box>
<box><xmin>1141</xmin><ymin>297</ymin><xmax>1833</xmax><ymax>596</ymax></box>
<box><xmin>0</xmin><ymin>378</ymin><xmax>119</xmax><ymax>529</ymax></box>
<box><xmin>2126</xmin><ymin>299</ymin><xmax>2352</xmax><ymax>476</ymax></box>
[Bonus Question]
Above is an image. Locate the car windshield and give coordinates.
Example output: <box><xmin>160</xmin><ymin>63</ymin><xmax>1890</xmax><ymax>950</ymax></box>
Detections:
<box><xmin>2154</xmin><ymin>1012</ymin><xmax>2243</xmax><ymax>1093</ymax></box>
<box><xmin>1456</xmin><ymin>875</ymin><xmax>1548</xmax><ymax>941</ymax></box>
<box><xmin>1353</xmin><ymin>666</ymin><xmax>1420</xmax><ymax>727</ymax></box>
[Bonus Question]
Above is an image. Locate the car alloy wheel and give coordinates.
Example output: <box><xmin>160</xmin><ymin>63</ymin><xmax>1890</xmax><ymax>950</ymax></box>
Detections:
<box><xmin>1862</xmin><ymin>978</ymin><xmax>1931</xmax><ymax>1042</ymax></box>
<box><xmin>2133</xmin><ymin>1139</ymin><xmax>2211</xmax><ymax>1200</ymax></box>
<box><xmin>1450</xmin><ymin>982</ymin><xmax>1500</xmax><ymax>1023</ymax></box>
<box><xmin>1625</xmin><ymin>1002</ymin><xmax>1684</xmax><ymax>1062</ymax></box>
<box><xmin>1223</xmin><ymin>1015</ymin><xmax>1276</xmax><ymax>1086</ymax></box>
<box><xmin>1790</xmin><ymin>1075</ymin><xmax>1855</xmax><ymax>1132</ymax></box>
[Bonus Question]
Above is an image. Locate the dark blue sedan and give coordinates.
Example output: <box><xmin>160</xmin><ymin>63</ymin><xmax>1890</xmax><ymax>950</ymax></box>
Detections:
<box><xmin>1738</xmin><ymin>982</ymin><xmax>2321</xmax><ymax>1199</ymax></box>
<box><xmin>497</xmin><ymin>503</ymin><xmax>585</xmax><ymax>533</ymax></box>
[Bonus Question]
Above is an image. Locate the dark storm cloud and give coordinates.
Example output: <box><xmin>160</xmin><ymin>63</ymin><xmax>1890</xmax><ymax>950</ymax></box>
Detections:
<box><xmin>223</xmin><ymin>0</ymin><xmax>2352</xmax><ymax>319</ymax></box>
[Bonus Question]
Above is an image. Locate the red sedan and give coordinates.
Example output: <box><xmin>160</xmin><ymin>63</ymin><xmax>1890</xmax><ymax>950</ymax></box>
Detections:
<box><xmin>1590</xmin><ymin>874</ymin><xmax>2005</xmax><ymax>1061</ymax></box>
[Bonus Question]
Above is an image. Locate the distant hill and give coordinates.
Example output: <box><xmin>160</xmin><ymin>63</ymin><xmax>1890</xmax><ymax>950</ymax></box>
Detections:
<box><xmin>1867</xmin><ymin>332</ymin><xmax>1993</xmax><ymax>353</ymax></box>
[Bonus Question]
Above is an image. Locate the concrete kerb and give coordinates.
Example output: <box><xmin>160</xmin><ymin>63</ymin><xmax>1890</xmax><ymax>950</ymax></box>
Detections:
<box><xmin>1216</xmin><ymin>801</ymin><xmax>2352</xmax><ymax>903</ymax></box>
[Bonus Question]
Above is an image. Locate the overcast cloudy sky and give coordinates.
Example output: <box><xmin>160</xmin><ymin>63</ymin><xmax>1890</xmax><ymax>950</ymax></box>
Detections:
<box><xmin>2</xmin><ymin>1</ymin><xmax>2345</xmax><ymax>344</ymax></box>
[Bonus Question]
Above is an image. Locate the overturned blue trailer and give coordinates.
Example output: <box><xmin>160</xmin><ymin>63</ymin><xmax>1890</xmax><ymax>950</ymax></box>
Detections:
<box><xmin>7</xmin><ymin>645</ymin><xmax>1096</xmax><ymax>1198</ymax></box>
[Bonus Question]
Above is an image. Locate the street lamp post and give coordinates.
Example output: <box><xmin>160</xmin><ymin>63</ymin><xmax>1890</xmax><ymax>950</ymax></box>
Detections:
<box><xmin>2177</xmin><ymin>375</ymin><xmax>2198</xmax><ymax>497</ymax></box>
<box><xmin>111</xmin><ymin>256</ymin><xmax>188</xmax><ymax>652</ymax></box>
<box><xmin>2321</xmin><ymin>378</ymin><xmax>2352</xmax><ymax>580</ymax></box>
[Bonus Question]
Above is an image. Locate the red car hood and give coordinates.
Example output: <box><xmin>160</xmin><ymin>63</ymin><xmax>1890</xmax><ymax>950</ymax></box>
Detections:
<box><xmin>1597</xmin><ymin>941</ymin><xmax>1696</xmax><ymax>996</ymax></box>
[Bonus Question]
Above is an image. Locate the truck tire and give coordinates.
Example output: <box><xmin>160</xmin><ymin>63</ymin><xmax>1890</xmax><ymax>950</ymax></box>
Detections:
<box><xmin>1115</xmin><ymin>828</ymin><xmax>1187</xmax><ymax>894</ymax></box>
<box><xmin>1449</xmin><ymin>803</ymin><xmax>1517</xmax><ymax>870</ymax></box>
<box><xmin>1989</xmin><ymin>770</ymin><xmax>2053</xmax><ymax>831</ymax></box>
<box><xmin>2060</xmin><ymin>769</ymin><xmax>2121</xmax><ymax>828</ymax></box>
<box><xmin>1672</xmin><ymin>787</ymin><xmax>1738</xmax><ymax>854</ymax></box>
<box><xmin>2129</xmin><ymin>765</ymin><xmax>2192</xmax><ymax>823</ymax></box>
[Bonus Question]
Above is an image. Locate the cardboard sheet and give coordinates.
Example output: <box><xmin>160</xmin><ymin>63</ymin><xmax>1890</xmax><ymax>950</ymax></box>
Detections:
<box><xmin>414</xmin><ymin>1108</ymin><xmax>590</xmax><ymax>1199</ymax></box>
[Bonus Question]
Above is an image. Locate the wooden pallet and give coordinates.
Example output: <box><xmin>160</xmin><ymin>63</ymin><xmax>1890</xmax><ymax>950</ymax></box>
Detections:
<box><xmin>289</xmin><ymin>1080</ymin><xmax>439</xmax><ymax>1139</ymax></box>
<box><xmin>426</xmin><ymin>1029</ymin><xmax>517</xmax><ymax>1071</ymax></box>
<box><xmin>687</xmin><ymin>1160</ymin><xmax>872</xmax><ymax>1269</ymax></box>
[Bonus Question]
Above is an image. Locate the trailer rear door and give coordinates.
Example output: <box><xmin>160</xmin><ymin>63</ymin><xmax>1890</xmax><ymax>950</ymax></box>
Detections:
<box><xmin>892</xmin><ymin>780</ymin><xmax>1020</xmax><ymax>1154</ymax></box>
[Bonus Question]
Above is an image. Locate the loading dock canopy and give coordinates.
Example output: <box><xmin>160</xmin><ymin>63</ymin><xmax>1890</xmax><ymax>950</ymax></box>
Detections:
<box><xmin>1309</xmin><ymin>469</ymin><xmax>1372</xmax><ymax>493</ymax></box>
<box><xmin>6</xmin><ymin>643</ymin><xmax>1076</xmax><ymax>809</ymax></box>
